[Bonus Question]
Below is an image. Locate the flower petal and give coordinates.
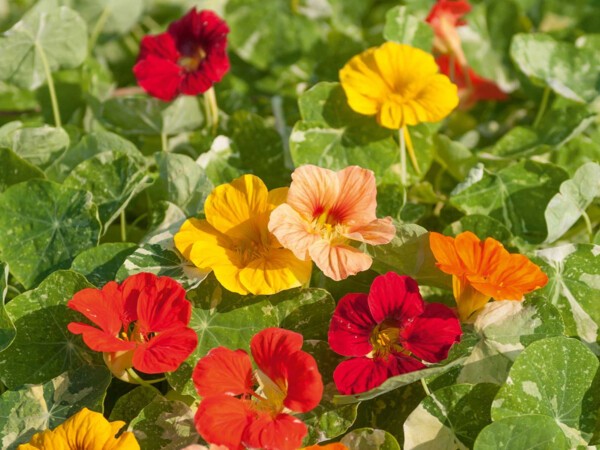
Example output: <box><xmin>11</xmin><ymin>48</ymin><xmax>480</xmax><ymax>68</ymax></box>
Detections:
<box><xmin>133</xmin><ymin>54</ymin><xmax>182</xmax><ymax>102</ymax></box>
<box><xmin>238</xmin><ymin>248</ymin><xmax>312</xmax><ymax>295</ymax></box>
<box><xmin>368</xmin><ymin>273</ymin><xmax>425</xmax><ymax>324</ymax></box>
<box><xmin>250</xmin><ymin>328</ymin><xmax>304</xmax><ymax>376</ymax></box>
<box><xmin>193</xmin><ymin>347</ymin><xmax>254</xmax><ymax>398</ymax></box>
<box><xmin>132</xmin><ymin>327</ymin><xmax>198</xmax><ymax>374</ymax></box>
<box><xmin>67</xmin><ymin>282</ymin><xmax>124</xmax><ymax>336</ymax></box>
<box><xmin>67</xmin><ymin>322</ymin><xmax>135</xmax><ymax>353</ymax></box>
<box><xmin>429</xmin><ymin>231</ymin><xmax>466</xmax><ymax>276</ymax></box>
<box><xmin>402</xmin><ymin>302</ymin><xmax>462</xmax><ymax>362</ymax></box>
<box><xmin>195</xmin><ymin>395</ymin><xmax>250</xmax><ymax>450</ymax></box>
<box><xmin>330</xmin><ymin>166</ymin><xmax>378</xmax><ymax>224</ymax></box>
<box><xmin>286</xmin><ymin>165</ymin><xmax>340</xmax><ymax>221</ymax></box>
<box><xmin>344</xmin><ymin>217</ymin><xmax>395</xmax><ymax>245</ymax></box>
<box><xmin>243</xmin><ymin>412</ymin><xmax>307</xmax><ymax>450</ymax></box>
<box><xmin>333</xmin><ymin>355</ymin><xmax>425</xmax><ymax>395</ymax></box>
<box><xmin>282</xmin><ymin>350</ymin><xmax>323</xmax><ymax>413</ymax></box>
<box><xmin>453</xmin><ymin>274</ymin><xmax>491</xmax><ymax>322</ymax></box>
<box><xmin>308</xmin><ymin>240</ymin><xmax>372</xmax><ymax>281</ymax></box>
<box><xmin>269</xmin><ymin>203</ymin><xmax>320</xmax><ymax>261</ymax></box>
<box><xmin>328</xmin><ymin>293</ymin><xmax>375</xmax><ymax>357</ymax></box>
<box><xmin>204</xmin><ymin>174</ymin><xmax>269</xmax><ymax>240</ymax></box>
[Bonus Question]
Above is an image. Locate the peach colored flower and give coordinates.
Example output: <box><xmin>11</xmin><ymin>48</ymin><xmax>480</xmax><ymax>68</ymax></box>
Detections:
<box><xmin>268</xmin><ymin>165</ymin><xmax>395</xmax><ymax>281</ymax></box>
<box><xmin>430</xmin><ymin>231</ymin><xmax>549</xmax><ymax>322</ymax></box>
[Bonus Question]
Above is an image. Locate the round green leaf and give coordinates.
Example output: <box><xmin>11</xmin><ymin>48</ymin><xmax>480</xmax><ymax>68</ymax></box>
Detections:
<box><xmin>0</xmin><ymin>179</ymin><xmax>101</xmax><ymax>288</ymax></box>
<box><xmin>0</xmin><ymin>7</ymin><xmax>88</xmax><ymax>89</ymax></box>
<box><xmin>492</xmin><ymin>336</ymin><xmax>599</xmax><ymax>445</ymax></box>
<box><xmin>0</xmin><ymin>148</ymin><xmax>45</xmax><ymax>193</ymax></box>
<box><xmin>1</xmin><ymin>125</ymin><xmax>70</xmax><ymax>170</ymax></box>
<box><xmin>341</xmin><ymin>428</ymin><xmax>401</xmax><ymax>450</ymax></box>
<box><xmin>404</xmin><ymin>383</ymin><xmax>499</xmax><ymax>449</ymax></box>
<box><xmin>0</xmin><ymin>366</ymin><xmax>111</xmax><ymax>449</ymax></box>
<box><xmin>474</xmin><ymin>415</ymin><xmax>570</xmax><ymax>450</ymax></box>
<box><xmin>0</xmin><ymin>271</ymin><xmax>99</xmax><ymax>389</ymax></box>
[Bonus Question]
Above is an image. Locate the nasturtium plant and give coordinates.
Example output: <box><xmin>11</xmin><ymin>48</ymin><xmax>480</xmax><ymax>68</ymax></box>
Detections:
<box><xmin>0</xmin><ymin>0</ymin><xmax>598</xmax><ymax>447</ymax></box>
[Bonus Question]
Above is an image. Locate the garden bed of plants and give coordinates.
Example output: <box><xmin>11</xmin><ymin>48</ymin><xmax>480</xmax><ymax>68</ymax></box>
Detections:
<box><xmin>0</xmin><ymin>0</ymin><xmax>599</xmax><ymax>449</ymax></box>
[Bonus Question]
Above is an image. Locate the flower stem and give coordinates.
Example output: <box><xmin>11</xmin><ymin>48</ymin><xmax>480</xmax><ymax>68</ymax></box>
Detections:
<box><xmin>582</xmin><ymin>210</ymin><xmax>594</xmax><ymax>243</ymax></box>
<box><xmin>399</xmin><ymin>127</ymin><xmax>408</xmax><ymax>206</ymax></box>
<box><xmin>125</xmin><ymin>368</ymin><xmax>163</xmax><ymax>392</ymax></box>
<box><xmin>160</xmin><ymin>132</ymin><xmax>168</xmax><ymax>152</ymax></box>
<box><xmin>533</xmin><ymin>87</ymin><xmax>551</xmax><ymax>129</ymax></box>
<box><xmin>36</xmin><ymin>43</ymin><xmax>61</xmax><ymax>128</ymax></box>
<box><xmin>120</xmin><ymin>210</ymin><xmax>127</xmax><ymax>242</ymax></box>
<box><xmin>420</xmin><ymin>377</ymin><xmax>432</xmax><ymax>396</ymax></box>
<box><xmin>204</xmin><ymin>87</ymin><xmax>219</xmax><ymax>134</ymax></box>
<box><xmin>88</xmin><ymin>5</ymin><xmax>111</xmax><ymax>52</ymax></box>
<box><xmin>403</xmin><ymin>126</ymin><xmax>420</xmax><ymax>175</ymax></box>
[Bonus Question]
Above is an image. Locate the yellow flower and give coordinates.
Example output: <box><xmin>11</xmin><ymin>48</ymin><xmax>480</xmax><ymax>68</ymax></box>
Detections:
<box><xmin>18</xmin><ymin>407</ymin><xmax>139</xmax><ymax>450</ymax></box>
<box><xmin>339</xmin><ymin>42</ymin><xmax>459</xmax><ymax>130</ymax></box>
<box><xmin>174</xmin><ymin>174</ymin><xmax>312</xmax><ymax>295</ymax></box>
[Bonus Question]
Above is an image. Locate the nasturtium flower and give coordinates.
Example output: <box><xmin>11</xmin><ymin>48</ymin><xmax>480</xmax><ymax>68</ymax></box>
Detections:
<box><xmin>339</xmin><ymin>42</ymin><xmax>459</xmax><ymax>130</ymax></box>
<box><xmin>193</xmin><ymin>327</ymin><xmax>324</xmax><ymax>450</ymax></box>
<box><xmin>437</xmin><ymin>55</ymin><xmax>507</xmax><ymax>109</ymax></box>
<box><xmin>133</xmin><ymin>8</ymin><xmax>229</xmax><ymax>101</ymax></box>
<box><xmin>429</xmin><ymin>231</ymin><xmax>549</xmax><ymax>322</ymax></box>
<box><xmin>268</xmin><ymin>165</ymin><xmax>395</xmax><ymax>281</ymax></box>
<box><xmin>426</xmin><ymin>0</ymin><xmax>471</xmax><ymax>67</ymax></box>
<box><xmin>302</xmin><ymin>445</ymin><xmax>348</xmax><ymax>450</ymax></box>
<box><xmin>175</xmin><ymin>174</ymin><xmax>312</xmax><ymax>295</ymax></box>
<box><xmin>328</xmin><ymin>272</ymin><xmax>461</xmax><ymax>395</ymax></box>
<box><xmin>17</xmin><ymin>407</ymin><xmax>139</xmax><ymax>450</ymax></box>
<box><xmin>67</xmin><ymin>273</ymin><xmax>197</xmax><ymax>381</ymax></box>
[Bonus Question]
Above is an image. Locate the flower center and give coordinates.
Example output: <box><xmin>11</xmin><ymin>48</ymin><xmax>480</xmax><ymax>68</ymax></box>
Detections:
<box><xmin>368</xmin><ymin>320</ymin><xmax>408</xmax><ymax>359</ymax></box>
<box><xmin>310</xmin><ymin>210</ymin><xmax>349</xmax><ymax>245</ymax></box>
<box><xmin>236</xmin><ymin>239</ymin><xmax>271</xmax><ymax>266</ymax></box>
<box><xmin>178</xmin><ymin>46</ymin><xmax>207</xmax><ymax>72</ymax></box>
<box><xmin>251</xmin><ymin>369</ymin><xmax>288</xmax><ymax>417</ymax></box>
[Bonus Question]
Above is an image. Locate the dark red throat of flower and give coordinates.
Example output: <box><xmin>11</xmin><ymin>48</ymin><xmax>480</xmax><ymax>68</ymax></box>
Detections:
<box><xmin>178</xmin><ymin>46</ymin><xmax>207</xmax><ymax>72</ymax></box>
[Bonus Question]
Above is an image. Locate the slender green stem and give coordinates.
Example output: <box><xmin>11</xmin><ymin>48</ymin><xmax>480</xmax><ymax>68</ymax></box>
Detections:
<box><xmin>131</xmin><ymin>212</ymin><xmax>148</xmax><ymax>228</ymax></box>
<box><xmin>7</xmin><ymin>285</ymin><xmax>21</xmax><ymax>296</ymax></box>
<box><xmin>533</xmin><ymin>87</ymin><xmax>551</xmax><ymax>128</ymax></box>
<box><xmin>88</xmin><ymin>6</ymin><xmax>111</xmax><ymax>52</ymax></box>
<box><xmin>36</xmin><ymin>43</ymin><xmax>61</xmax><ymax>128</ymax></box>
<box><xmin>125</xmin><ymin>368</ymin><xmax>163</xmax><ymax>392</ymax></box>
<box><xmin>120</xmin><ymin>210</ymin><xmax>127</xmax><ymax>242</ymax></box>
<box><xmin>161</xmin><ymin>132</ymin><xmax>168</xmax><ymax>152</ymax></box>
<box><xmin>399</xmin><ymin>127</ymin><xmax>408</xmax><ymax>209</ymax></box>
<box><xmin>204</xmin><ymin>87</ymin><xmax>219</xmax><ymax>134</ymax></box>
<box><xmin>421</xmin><ymin>377</ymin><xmax>432</xmax><ymax>396</ymax></box>
<box><xmin>582</xmin><ymin>211</ymin><xmax>594</xmax><ymax>243</ymax></box>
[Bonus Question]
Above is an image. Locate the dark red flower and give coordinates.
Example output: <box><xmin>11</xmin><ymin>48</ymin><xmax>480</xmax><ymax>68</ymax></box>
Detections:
<box><xmin>67</xmin><ymin>273</ymin><xmax>198</xmax><ymax>380</ymax></box>
<box><xmin>425</xmin><ymin>0</ymin><xmax>471</xmax><ymax>67</ymax></box>
<box><xmin>193</xmin><ymin>328</ymin><xmax>323</xmax><ymax>450</ymax></box>
<box><xmin>328</xmin><ymin>272</ymin><xmax>462</xmax><ymax>395</ymax></box>
<box><xmin>133</xmin><ymin>8</ymin><xmax>230</xmax><ymax>101</ymax></box>
<box><xmin>437</xmin><ymin>55</ymin><xmax>508</xmax><ymax>109</ymax></box>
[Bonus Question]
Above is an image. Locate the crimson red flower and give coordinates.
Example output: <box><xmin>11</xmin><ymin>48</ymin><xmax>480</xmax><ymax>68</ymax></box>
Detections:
<box><xmin>67</xmin><ymin>273</ymin><xmax>198</xmax><ymax>381</ymax></box>
<box><xmin>437</xmin><ymin>55</ymin><xmax>508</xmax><ymax>109</ymax></box>
<box><xmin>328</xmin><ymin>272</ymin><xmax>462</xmax><ymax>395</ymax></box>
<box><xmin>193</xmin><ymin>328</ymin><xmax>323</xmax><ymax>450</ymax></box>
<box><xmin>133</xmin><ymin>8</ymin><xmax>230</xmax><ymax>101</ymax></box>
<box><xmin>426</xmin><ymin>0</ymin><xmax>471</xmax><ymax>67</ymax></box>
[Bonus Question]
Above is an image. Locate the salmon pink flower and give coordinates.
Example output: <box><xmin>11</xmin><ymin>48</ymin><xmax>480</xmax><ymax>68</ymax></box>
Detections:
<box><xmin>429</xmin><ymin>231</ymin><xmax>549</xmax><ymax>322</ymax></box>
<box><xmin>328</xmin><ymin>272</ymin><xmax>461</xmax><ymax>395</ymax></box>
<box><xmin>67</xmin><ymin>273</ymin><xmax>198</xmax><ymax>382</ymax></box>
<box><xmin>174</xmin><ymin>174</ymin><xmax>312</xmax><ymax>295</ymax></box>
<box><xmin>193</xmin><ymin>328</ymin><xmax>323</xmax><ymax>450</ymax></box>
<box><xmin>426</xmin><ymin>0</ymin><xmax>471</xmax><ymax>67</ymax></box>
<box><xmin>268</xmin><ymin>165</ymin><xmax>395</xmax><ymax>281</ymax></box>
<box><xmin>133</xmin><ymin>8</ymin><xmax>229</xmax><ymax>101</ymax></box>
<box><xmin>437</xmin><ymin>55</ymin><xmax>507</xmax><ymax>109</ymax></box>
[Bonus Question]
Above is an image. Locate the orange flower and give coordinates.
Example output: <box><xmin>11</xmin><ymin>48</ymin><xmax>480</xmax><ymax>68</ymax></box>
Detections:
<box><xmin>429</xmin><ymin>231</ymin><xmax>548</xmax><ymax>322</ymax></box>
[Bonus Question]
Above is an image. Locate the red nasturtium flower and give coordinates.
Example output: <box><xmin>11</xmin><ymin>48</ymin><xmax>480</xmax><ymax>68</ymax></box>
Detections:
<box><xmin>328</xmin><ymin>272</ymin><xmax>462</xmax><ymax>395</ymax></box>
<box><xmin>193</xmin><ymin>328</ymin><xmax>324</xmax><ymax>450</ymax></box>
<box><xmin>430</xmin><ymin>231</ymin><xmax>549</xmax><ymax>322</ymax></box>
<box><xmin>437</xmin><ymin>55</ymin><xmax>507</xmax><ymax>109</ymax></box>
<box><xmin>426</xmin><ymin>0</ymin><xmax>471</xmax><ymax>67</ymax></box>
<box><xmin>67</xmin><ymin>273</ymin><xmax>198</xmax><ymax>381</ymax></box>
<box><xmin>133</xmin><ymin>8</ymin><xmax>230</xmax><ymax>101</ymax></box>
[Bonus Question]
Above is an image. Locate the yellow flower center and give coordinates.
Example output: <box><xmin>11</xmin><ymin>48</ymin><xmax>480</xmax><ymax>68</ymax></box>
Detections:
<box><xmin>252</xmin><ymin>369</ymin><xmax>288</xmax><ymax>417</ymax></box>
<box><xmin>235</xmin><ymin>238</ymin><xmax>272</xmax><ymax>266</ymax></box>
<box><xmin>178</xmin><ymin>46</ymin><xmax>207</xmax><ymax>72</ymax></box>
<box><xmin>311</xmin><ymin>210</ymin><xmax>350</xmax><ymax>245</ymax></box>
<box><xmin>368</xmin><ymin>320</ymin><xmax>409</xmax><ymax>359</ymax></box>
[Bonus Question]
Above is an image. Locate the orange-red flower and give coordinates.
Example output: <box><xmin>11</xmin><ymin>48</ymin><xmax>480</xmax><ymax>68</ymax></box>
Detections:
<box><xmin>437</xmin><ymin>55</ymin><xmax>507</xmax><ymax>109</ymax></box>
<box><xmin>67</xmin><ymin>273</ymin><xmax>198</xmax><ymax>381</ymax></box>
<box><xmin>429</xmin><ymin>231</ymin><xmax>549</xmax><ymax>322</ymax></box>
<box><xmin>426</xmin><ymin>0</ymin><xmax>471</xmax><ymax>67</ymax></box>
<box><xmin>193</xmin><ymin>328</ymin><xmax>323</xmax><ymax>450</ymax></box>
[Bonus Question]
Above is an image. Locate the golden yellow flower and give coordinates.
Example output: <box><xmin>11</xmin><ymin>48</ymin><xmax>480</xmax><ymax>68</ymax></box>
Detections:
<box><xmin>17</xmin><ymin>407</ymin><xmax>139</xmax><ymax>450</ymax></box>
<box><xmin>339</xmin><ymin>42</ymin><xmax>459</xmax><ymax>130</ymax></box>
<box><xmin>174</xmin><ymin>174</ymin><xmax>312</xmax><ymax>295</ymax></box>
